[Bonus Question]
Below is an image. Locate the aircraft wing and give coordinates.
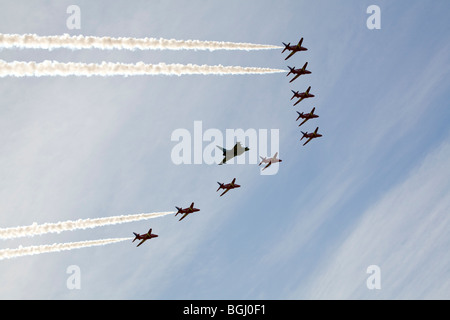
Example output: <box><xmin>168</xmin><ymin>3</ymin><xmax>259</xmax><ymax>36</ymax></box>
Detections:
<box><xmin>216</xmin><ymin>145</ymin><xmax>227</xmax><ymax>155</ymax></box>
<box><xmin>136</xmin><ymin>239</ymin><xmax>146</xmax><ymax>247</ymax></box>
<box><xmin>293</xmin><ymin>97</ymin><xmax>304</xmax><ymax>106</ymax></box>
<box><xmin>179</xmin><ymin>212</ymin><xmax>189</xmax><ymax>221</ymax></box>
<box><xmin>219</xmin><ymin>156</ymin><xmax>227</xmax><ymax>165</ymax></box>
<box><xmin>303</xmin><ymin>137</ymin><xmax>313</xmax><ymax>146</ymax></box>
<box><xmin>284</xmin><ymin>50</ymin><xmax>296</xmax><ymax>61</ymax></box>
<box><xmin>289</xmin><ymin>73</ymin><xmax>301</xmax><ymax>83</ymax></box>
<box><xmin>220</xmin><ymin>188</ymin><xmax>230</xmax><ymax>197</ymax></box>
<box><xmin>220</xmin><ymin>153</ymin><xmax>237</xmax><ymax>165</ymax></box>
<box><xmin>262</xmin><ymin>161</ymin><xmax>272</xmax><ymax>171</ymax></box>
<box><xmin>298</xmin><ymin>118</ymin><xmax>309</xmax><ymax>127</ymax></box>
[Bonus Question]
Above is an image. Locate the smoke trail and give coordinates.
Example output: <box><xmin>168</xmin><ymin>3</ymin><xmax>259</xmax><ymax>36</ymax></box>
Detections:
<box><xmin>0</xmin><ymin>237</ymin><xmax>132</xmax><ymax>260</ymax></box>
<box><xmin>0</xmin><ymin>211</ymin><xmax>174</xmax><ymax>240</ymax></box>
<box><xmin>0</xmin><ymin>60</ymin><xmax>285</xmax><ymax>77</ymax></box>
<box><xmin>0</xmin><ymin>33</ymin><xmax>282</xmax><ymax>51</ymax></box>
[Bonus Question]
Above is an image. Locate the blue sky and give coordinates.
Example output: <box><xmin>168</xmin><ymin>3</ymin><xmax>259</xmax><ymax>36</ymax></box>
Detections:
<box><xmin>0</xmin><ymin>0</ymin><xmax>449</xmax><ymax>299</ymax></box>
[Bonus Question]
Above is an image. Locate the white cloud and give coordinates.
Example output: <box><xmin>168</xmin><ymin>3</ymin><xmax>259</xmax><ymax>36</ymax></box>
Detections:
<box><xmin>297</xmin><ymin>138</ymin><xmax>450</xmax><ymax>299</ymax></box>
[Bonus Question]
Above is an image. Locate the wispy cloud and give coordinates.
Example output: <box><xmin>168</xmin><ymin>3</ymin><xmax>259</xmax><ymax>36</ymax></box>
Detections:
<box><xmin>301</xmin><ymin>138</ymin><xmax>450</xmax><ymax>299</ymax></box>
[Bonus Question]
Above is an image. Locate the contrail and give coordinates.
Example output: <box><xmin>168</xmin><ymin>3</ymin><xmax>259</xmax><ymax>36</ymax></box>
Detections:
<box><xmin>0</xmin><ymin>33</ymin><xmax>282</xmax><ymax>51</ymax></box>
<box><xmin>0</xmin><ymin>211</ymin><xmax>174</xmax><ymax>240</ymax></box>
<box><xmin>0</xmin><ymin>237</ymin><xmax>132</xmax><ymax>260</ymax></box>
<box><xmin>0</xmin><ymin>60</ymin><xmax>285</xmax><ymax>77</ymax></box>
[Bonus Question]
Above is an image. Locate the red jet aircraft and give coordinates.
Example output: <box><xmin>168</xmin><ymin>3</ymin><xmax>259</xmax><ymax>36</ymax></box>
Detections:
<box><xmin>300</xmin><ymin>127</ymin><xmax>322</xmax><ymax>146</ymax></box>
<box><xmin>296</xmin><ymin>107</ymin><xmax>319</xmax><ymax>127</ymax></box>
<box><xmin>287</xmin><ymin>62</ymin><xmax>311</xmax><ymax>83</ymax></box>
<box><xmin>282</xmin><ymin>37</ymin><xmax>308</xmax><ymax>60</ymax></box>
<box><xmin>216</xmin><ymin>178</ymin><xmax>241</xmax><ymax>197</ymax></box>
<box><xmin>293</xmin><ymin>86</ymin><xmax>315</xmax><ymax>106</ymax></box>
<box><xmin>132</xmin><ymin>228</ymin><xmax>158</xmax><ymax>247</ymax></box>
<box><xmin>175</xmin><ymin>202</ymin><xmax>200</xmax><ymax>221</ymax></box>
<box><xmin>259</xmin><ymin>152</ymin><xmax>283</xmax><ymax>171</ymax></box>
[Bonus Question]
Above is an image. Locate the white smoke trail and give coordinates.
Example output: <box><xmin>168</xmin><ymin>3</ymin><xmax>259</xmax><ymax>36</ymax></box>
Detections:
<box><xmin>0</xmin><ymin>33</ymin><xmax>282</xmax><ymax>51</ymax></box>
<box><xmin>0</xmin><ymin>60</ymin><xmax>285</xmax><ymax>77</ymax></box>
<box><xmin>0</xmin><ymin>237</ymin><xmax>132</xmax><ymax>260</ymax></box>
<box><xmin>0</xmin><ymin>211</ymin><xmax>174</xmax><ymax>240</ymax></box>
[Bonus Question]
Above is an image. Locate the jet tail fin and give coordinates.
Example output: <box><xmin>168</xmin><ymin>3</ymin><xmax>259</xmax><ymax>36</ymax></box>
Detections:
<box><xmin>217</xmin><ymin>182</ymin><xmax>223</xmax><ymax>192</ymax></box>
<box><xmin>291</xmin><ymin>90</ymin><xmax>298</xmax><ymax>100</ymax></box>
<box><xmin>286</xmin><ymin>66</ymin><xmax>294</xmax><ymax>77</ymax></box>
<box><xmin>300</xmin><ymin>131</ymin><xmax>306</xmax><ymax>141</ymax></box>
<box><xmin>132</xmin><ymin>232</ymin><xmax>139</xmax><ymax>242</ymax></box>
<box><xmin>258</xmin><ymin>156</ymin><xmax>266</xmax><ymax>166</ymax></box>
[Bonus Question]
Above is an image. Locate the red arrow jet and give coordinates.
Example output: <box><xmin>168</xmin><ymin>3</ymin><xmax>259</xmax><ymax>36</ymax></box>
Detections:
<box><xmin>296</xmin><ymin>107</ymin><xmax>319</xmax><ymax>127</ymax></box>
<box><xmin>132</xmin><ymin>228</ymin><xmax>158</xmax><ymax>247</ymax></box>
<box><xmin>175</xmin><ymin>202</ymin><xmax>200</xmax><ymax>221</ymax></box>
<box><xmin>287</xmin><ymin>62</ymin><xmax>311</xmax><ymax>83</ymax></box>
<box><xmin>258</xmin><ymin>152</ymin><xmax>283</xmax><ymax>171</ymax></box>
<box><xmin>300</xmin><ymin>127</ymin><xmax>323</xmax><ymax>146</ymax></box>
<box><xmin>216</xmin><ymin>178</ymin><xmax>241</xmax><ymax>197</ymax></box>
<box><xmin>282</xmin><ymin>37</ymin><xmax>308</xmax><ymax>60</ymax></box>
<box><xmin>293</xmin><ymin>86</ymin><xmax>315</xmax><ymax>106</ymax></box>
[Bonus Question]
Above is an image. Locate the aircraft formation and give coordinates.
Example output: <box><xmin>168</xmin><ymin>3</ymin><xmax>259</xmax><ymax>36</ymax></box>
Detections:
<box><xmin>134</xmin><ymin>36</ymin><xmax>320</xmax><ymax>247</ymax></box>
<box><xmin>132</xmin><ymin>144</ymin><xmax>253</xmax><ymax>246</ymax></box>
<box><xmin>283</xmin><ymin>37</ymin><xmax>322</xmax><ymax>146</ymax></box>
